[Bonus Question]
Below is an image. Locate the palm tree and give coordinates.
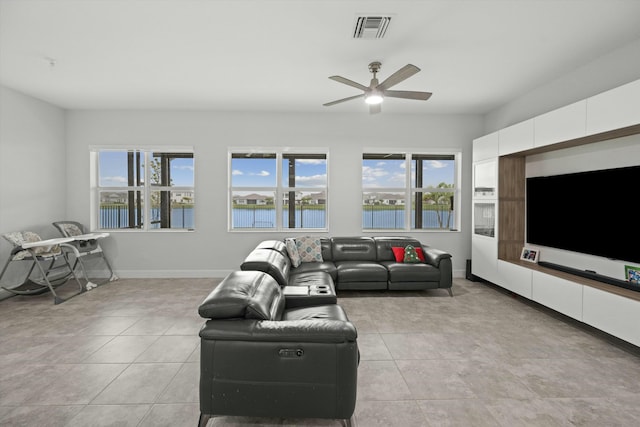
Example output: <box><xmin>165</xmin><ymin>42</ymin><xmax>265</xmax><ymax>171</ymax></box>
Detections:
<box><xmin>422</xmin><ymin>182</ymin><xmax>453</xmax><ymax>228</ymax></box>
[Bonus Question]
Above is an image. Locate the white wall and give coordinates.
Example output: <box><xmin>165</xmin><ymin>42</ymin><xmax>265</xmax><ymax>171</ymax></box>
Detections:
<box><xmin>65</xmin><ymin>111</ymin><xmax>483</xmax><ymax>278</ymax></box>
<box><xmin>0</xmin><ymin>86</ymin><xmax>67</xmax><ymax>295</ymax></box>
<box><xmin>484</xmin><ymin>37</ymin><xmax>640</xmax><ymax>133</ymax></box>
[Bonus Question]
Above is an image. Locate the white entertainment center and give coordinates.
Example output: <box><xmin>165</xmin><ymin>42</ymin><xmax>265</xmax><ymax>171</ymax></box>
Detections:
<box><xmin>472</xmin><ymin>78</ymin><xmax>640</xmax><ymax>347</ymax></box>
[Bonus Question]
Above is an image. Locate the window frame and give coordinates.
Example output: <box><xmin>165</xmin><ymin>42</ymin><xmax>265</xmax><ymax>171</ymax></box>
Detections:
<box><xmin>362</xmin><ymin>149</ymin><xmax>461</xmax><ymax>232</ymax></box>
<box><xmin>228</xmin><ymin>148</ymin><xmax>329</xmax><ymax>232</ymax></box>
<box><xmin>90</xmin><ymin>146</ymin><xmax>195</xmax><ymax>232</ymax></box>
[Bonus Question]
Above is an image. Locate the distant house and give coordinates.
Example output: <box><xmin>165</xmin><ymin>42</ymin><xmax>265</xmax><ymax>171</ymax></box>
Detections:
<box><xmin>283</xmin><ymin>191</ymin><xmax>326</xmax><ymax>205</ymax></box>
<box><xmin>101</xmin><ymin>192</ymin><xmax>127</xmax><ymax>204</ymax></box>
<box><xmin>172</xmin><ymin>191</ymin><xmax>194</xmax><ymax>203</ymax></box>
<box><xmin>233</xmin><ymin>193</ymin><xmax>270</xmax><ymax>205</ymax></box>
<box><xmin>363</xmin><ymin>193</ymin><xmax>405</xmax><ymax>205</ymax></box>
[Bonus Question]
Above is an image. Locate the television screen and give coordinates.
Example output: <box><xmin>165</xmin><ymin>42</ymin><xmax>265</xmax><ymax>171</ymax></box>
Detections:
<box><xmin>526</xmin><ymin>165</ymin><xmax>640</xmax><ymax>264</ymax></box>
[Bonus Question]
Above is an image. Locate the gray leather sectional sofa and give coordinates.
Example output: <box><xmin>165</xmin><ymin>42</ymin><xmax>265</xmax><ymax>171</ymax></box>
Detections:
<box><xmin>242</xmin><ymin>236</ymin><xmax>453</xmax><ymax>295</ymax></box>
<box><xmin>196</xmin><ymin>236</ymin><xmax>451</xmax><ymax>426</ymax></box>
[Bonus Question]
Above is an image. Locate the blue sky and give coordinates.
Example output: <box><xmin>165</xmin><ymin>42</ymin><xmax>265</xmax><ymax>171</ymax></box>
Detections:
<box><xmin>99</xmin><ymin>151</ymin><xmax>194</xmax><ymax>187</ymax></box>
<box><xmin>362</xmin><ymin>159</ymin><xmax>453</xmax><ymax>188</ymax></box>
<box><xmin>231</xmin><ymin>158</ymin><xmax>327</xmax><ymax>187</ymax></box>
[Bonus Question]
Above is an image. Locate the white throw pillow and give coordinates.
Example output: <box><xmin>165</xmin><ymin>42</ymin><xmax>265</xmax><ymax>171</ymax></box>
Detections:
<box><xmin>285</xmin><ymin>238</ymin><xmax>301</xmax><ymax>267</ymax></box>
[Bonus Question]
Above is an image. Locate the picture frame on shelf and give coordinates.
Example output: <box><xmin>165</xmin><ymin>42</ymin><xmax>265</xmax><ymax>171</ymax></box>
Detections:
<box><xmin>625</xmin><ymin>265</ymin><xmax>640</xmax><ymax>284</ymax></box>
<box><xmin>520</xmin><ymin>247</ymin><xmax>539</xmax><ymax>263</ymax></box>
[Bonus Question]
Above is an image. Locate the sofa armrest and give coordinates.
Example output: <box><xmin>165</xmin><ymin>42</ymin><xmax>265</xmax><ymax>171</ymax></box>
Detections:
<box><xmin>200</xmin><ymin>319</ymin><xmax>358</xmax><ymax>343</ymax></box>
<box><xmin>422</xmin><ymin>246</ymin><xmax>453</xmax><ymax>289</ymax></box>
<box><xmin>421</xmin><ymin>246</ymin><xmax>452</xmax><ymax>267</ymax></box>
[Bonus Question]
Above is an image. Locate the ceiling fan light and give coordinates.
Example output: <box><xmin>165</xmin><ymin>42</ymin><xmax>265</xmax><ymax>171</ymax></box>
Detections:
<box><xmin>365</xmin><ymin>93</ymin><xmax>384</xmax><ymax>105</ymax></box>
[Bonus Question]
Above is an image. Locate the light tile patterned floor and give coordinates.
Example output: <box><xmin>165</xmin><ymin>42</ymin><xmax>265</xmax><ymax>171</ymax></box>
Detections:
<box><xmin>1</xmin><ymin>277</ymin><xmax>640</xmax><ymax>426</ymax></box>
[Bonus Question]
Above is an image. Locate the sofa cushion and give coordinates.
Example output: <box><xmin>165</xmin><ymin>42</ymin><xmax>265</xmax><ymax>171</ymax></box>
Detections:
<box><xmin>296</xmin><ymin>236</ymin><xmax>324</xmax><ymax>263</ymax></box>
<box><xmin>283</xmin><ymin>304</ymin><xmax>350</xmax><ymax>322</ymax></box>
<box><xmin>290</xmin><ymin>261</ymin><xmax>338</xmax><ymax>281</ymax></box>
<box><xmin>382</xmin><ymin>261</ymin><xmax>441</xmax><ymax>283</ymax></box>
<box><xmin>241</xmin><ymin>248</ymin><xmax>291</xmax><ymax>287</ymax></box>
<box><xmin>335</xmin><ymin>261</ymin><xmax>388</xmax><ymax>283</ymax></box>
<box><xmin>289</xmin><ymin>271</ymin><xmax>334</xmax><ymax>288</ymax></box>
<box><xmin>255</xmin><ymin>240</ymin><xmax>289</xmax><ymax>257</ymax></box>
<box><xmin>198</xmin><ymin>271</ymin><xmax>284</xmax><ymax>320</ymax></box>
<box><xmin>331</xmin><ymin>237</ymin><xmax>377</xmax><ymax>262</ymax></box>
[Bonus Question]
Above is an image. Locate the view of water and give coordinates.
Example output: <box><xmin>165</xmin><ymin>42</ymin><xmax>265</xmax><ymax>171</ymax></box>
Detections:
<box><xmin>100</xmin><ymin>207</ymin><xmax>453</xmax><ymax>230</ymax></box>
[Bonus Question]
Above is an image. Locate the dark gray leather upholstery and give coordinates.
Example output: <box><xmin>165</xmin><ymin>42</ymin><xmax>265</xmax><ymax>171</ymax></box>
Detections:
<box><xmin>331</xmin><ymin>237</ymin><xmax>378</xmax><ymax>261</ymax></box>
<box><xmin>198</xmin><ymin>270</ymin><xmax>358</xmax><ymax>426</ymax></box>
<box><xmin>254</xmin><ymin>239</ymin><xmax>288</xmax><ymax>257</ymax></box>
<box><xmin>241</xmin><ymin>236</ymin><xmax>453</xmax><ymax>294</ymax></box>
<box><xmin>240</xmin><ymin>248</ymin><xmax>291</xmax><ymax>287</ymax></box>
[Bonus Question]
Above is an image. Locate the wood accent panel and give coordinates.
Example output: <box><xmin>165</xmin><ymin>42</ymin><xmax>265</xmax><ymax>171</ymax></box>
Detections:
<box><xmin>498</xmin><ymin>157</ymin><xmax>525</xmax><ymax>261</ymax></box>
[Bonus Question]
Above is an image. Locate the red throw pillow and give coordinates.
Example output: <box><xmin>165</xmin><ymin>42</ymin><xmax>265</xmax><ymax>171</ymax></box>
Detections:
<box><xmin>391</xmin><ymin>247</ymin><xmax>405</xmax><ymax>262</ymax></box>
<box><xmin>391</xmin><ymin>246</ymin><xmax>425</xmax><ymax>262</ymax></box>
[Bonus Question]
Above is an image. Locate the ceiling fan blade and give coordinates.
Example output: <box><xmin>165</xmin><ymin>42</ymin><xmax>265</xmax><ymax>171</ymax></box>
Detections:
<box><xmin>369</xmin><ymin>103</ymin><xmax>382</xmax><ymax>115</ymax></box>
<box><xmin>329</xmin><ymin>76</ymin><xmax>369</xmax><ymax>91</ymax></box>
<box><xmin>376</xmin><ymin>64</ymin><xmax>420</xmax><ymax>91</ymax></box>
<box><xmin>323</xmin><ymin>93</ymin><xmax>365</xmax><ymax>107</ymax></box>
<box><xmin>383</xmin><ymin>90</ymin><xmax>432</xmax><ymax>101</ymax></box>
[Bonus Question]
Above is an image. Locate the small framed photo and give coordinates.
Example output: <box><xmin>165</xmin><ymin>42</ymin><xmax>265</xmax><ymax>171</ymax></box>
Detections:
<box><xmin>625</xmin><ymin>265</ymin><xmax>640</xmax><ymax>284</ymax></box>
<box><xmin>520</xmin><ymin>247</ymin><xmax>539</xmax><ymax>263</ymax></box>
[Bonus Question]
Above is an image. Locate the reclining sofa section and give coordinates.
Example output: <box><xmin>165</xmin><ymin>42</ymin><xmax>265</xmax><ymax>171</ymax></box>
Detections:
<box><xmin>198</xmin><ymin>270</ymin><xmax>358</xmax><ymax>426</ymax></box>
<box><xmin>242</xmin><ymin>236</ymin><xmax>453</xmax><ymax>295</ymax></box>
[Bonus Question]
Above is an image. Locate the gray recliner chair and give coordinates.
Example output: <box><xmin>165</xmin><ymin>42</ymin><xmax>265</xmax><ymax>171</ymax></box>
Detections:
<box><xmin>197</xmin><ymin>270</ymin><xmax>359</xmax><ymax>427</ymax></box>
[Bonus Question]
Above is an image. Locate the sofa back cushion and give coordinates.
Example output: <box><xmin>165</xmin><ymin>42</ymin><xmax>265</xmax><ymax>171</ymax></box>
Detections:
<box><xmin>198</xmin><ymin>271</ymin><xmax>284</xmax><ymax>320</ymax></box>
<box><xmin>241</xmin><ymin>248</ymin><xmax>290</xmax><ymax>287</ymax></box>
<box><xmin>331</xmin><ymin>237</ymin><xmax>377</xmax><ymax>262</ymax></box>
<box><xmin>374</xmin><ymin>237</ymin><xmax>423</xmax><ymax>262</ymax></box>
<box><xmin>255</xmin><ymin>240</ymin><xmax>288</xmax><ymax>257</ymax></box>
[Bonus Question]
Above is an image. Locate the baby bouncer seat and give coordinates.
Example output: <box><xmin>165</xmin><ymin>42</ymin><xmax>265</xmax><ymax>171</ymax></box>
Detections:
<box><xmin>52</xmin><ymin>221</ymin><xmax>118</xmax><ymax>287</ymax></box>
<box><xmin>0</xmin><ymin>231</ymin><xmax>85</xmax><ymax>304</ymax></box>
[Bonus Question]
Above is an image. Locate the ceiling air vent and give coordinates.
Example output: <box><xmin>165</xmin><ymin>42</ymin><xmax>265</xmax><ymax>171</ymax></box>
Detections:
<box><xmin>353</xmin><ymin>16</ymin><xmax>391</xmax><ymax>39</ymax></box>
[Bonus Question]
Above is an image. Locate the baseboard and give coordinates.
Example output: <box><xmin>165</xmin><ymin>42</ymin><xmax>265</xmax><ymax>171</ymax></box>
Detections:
<box><xmin>107</xmin><ymin>269</ymin><xmax>232</xmax><ymax>279</ymax></box>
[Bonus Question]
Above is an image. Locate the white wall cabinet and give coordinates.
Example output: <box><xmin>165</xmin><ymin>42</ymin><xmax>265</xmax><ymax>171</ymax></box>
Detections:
<box><xmin>586</xmin><ymin>79</ymin><xmax>640</xmax><ymax>135</ymax></box>
<box><xmin>532</xmin><ymin>272</ymin><xmax>583</xmax><ymax>321</ymax></box>
<box><xmin>534</xmin><ymin>100</ymin><xmax>586</xmax><ymax>148</ymax></box>
<box><xmin>498</xmin><ymin>118</ymin><xmax>534</xmax><ymax>155</ymax></box>
<box><xmin>497</xmin><ymin>261</ymin><xmax>532</xmax><ymax>299</ymax></box>
<box><xmin>583</xmin><ymin>286</ymin><xmax>640</xmax><ymax>347</ymax></box>
<box><xmin>472</xmin><ymin>78</ymin><xmax>640</xmax><ymax>347</ymax></box>
<box><xmin>473</xmin><ymin>131</ymin><xmax>499</xmax><ymax>162</ymax></box>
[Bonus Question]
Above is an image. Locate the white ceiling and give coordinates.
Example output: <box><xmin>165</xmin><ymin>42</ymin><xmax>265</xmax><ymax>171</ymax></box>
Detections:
<box><xmin>2</xmin><ymin>0</ymin><xmax>640</xmax><ymax>115</ymax></box>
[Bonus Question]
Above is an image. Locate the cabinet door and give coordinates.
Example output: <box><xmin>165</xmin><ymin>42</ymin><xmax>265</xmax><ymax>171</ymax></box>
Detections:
<box><xmin>499</xmin><ymin>119</ymin><xmax>534</xmax><ymax>156</ymax></box>
<box><xmin>497</xmin><ymin>260</ymin><xmax>532</xmax><ymax>299</ymax></box>
<box><xmin>532</xmin><ymin>271</ymin><xmax>583</xmax><ymax>321</ymax></box>
<box><xmin>534</xmin><ymin>100</ymin><xmax>586</xmax><ymax>148</ymax></box>
<box><xmin>583</xmin><ymin>286</ymin><xmax>640</xmax><ymax>347</ymax></box>
<box><xmin>473</xmin><ymin>159</ymin><xmax>497</xmax><ymax>198</ymax></box>
<box><xmin>473</xmin><ymin>131</ymin><xmax>499</xmax><ymax>162</ymax></box>
<box><xmin>472</xmin><ymin>235</ymin><xmax>498</xmax><ymax>283</ymax></box>
<box><xmin>586</xmin><ymin>79</ymin><xmax>640</xmax><ymax>135</ymax></box>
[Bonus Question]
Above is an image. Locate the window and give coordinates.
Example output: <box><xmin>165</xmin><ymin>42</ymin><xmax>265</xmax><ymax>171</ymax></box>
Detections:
<box><xmin>230</xmin><ymin>150</ymin><xmax>327</xmax><ymax>230</ymax></box>
<box><xmin>362</xmin><ymin>152</ymin><xmax>460</xmax><ymax>231</ymax></box>
<box><xmin>91</xmin><ymin>148</ymin><xmax>195</xmax><ymax>231</ymax></box>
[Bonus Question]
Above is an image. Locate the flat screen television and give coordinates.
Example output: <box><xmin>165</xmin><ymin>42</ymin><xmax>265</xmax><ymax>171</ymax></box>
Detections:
<box><xmin>526</xmin><ymin>165</ymin><xmax>640</xmax><ymax>264</ymax></box>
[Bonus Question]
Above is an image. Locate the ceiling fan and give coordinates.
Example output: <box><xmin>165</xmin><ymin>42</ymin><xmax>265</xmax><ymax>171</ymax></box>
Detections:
<box><xmin>323</xmin><ymin>61</ymin><xmax>432</xmax><ymax>114</ymax></box>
